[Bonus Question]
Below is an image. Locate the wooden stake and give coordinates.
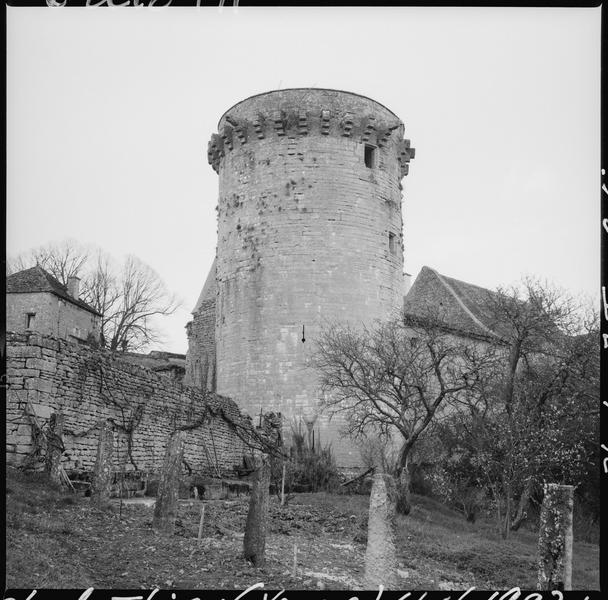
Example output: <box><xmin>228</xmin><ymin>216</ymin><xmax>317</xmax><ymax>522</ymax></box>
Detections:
<box><xmin>197</xmin><ymin>503</ymin><xmax>206</xmax><ymax>544</ymax></box>
<box><xmin>280</xmin><ymin>462</ymin><xmax>286</xmax><ymax>506</ymax></box>
<box><xmin>292</xmin><ymin>543</ymin><xmax>297</xmax><ymax>577</ymax></box>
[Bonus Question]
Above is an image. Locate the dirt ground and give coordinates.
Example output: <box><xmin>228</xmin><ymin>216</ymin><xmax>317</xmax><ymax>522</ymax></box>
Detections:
<box><xmin>5</xmin><ymin>468</ymin><xmax>600</xmax><ymax>590</ymax></box>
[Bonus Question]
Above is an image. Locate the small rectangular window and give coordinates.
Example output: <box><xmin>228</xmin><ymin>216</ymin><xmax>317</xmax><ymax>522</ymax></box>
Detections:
<box><xmin>26</xmin><ymin>313</ymin><xmax>36</xmax><ymax>329</ymax></box>
<box><xmin>388</xmin><ymin>232</ymin><xmax>397</xmax><ymax>255</ymax></box>
<box><xmin>364</xmin><ymin>144</ymin><xmax>376</xmax><ymax>168</ymax></box>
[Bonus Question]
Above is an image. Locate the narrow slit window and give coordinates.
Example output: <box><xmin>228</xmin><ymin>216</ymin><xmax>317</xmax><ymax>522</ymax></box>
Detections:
<box><xmin>26</xmin><ymin>313</ymin><xmax>36</xmax><ymax>329</ymax></box>
<box><xmin>388</xmin><ymin>232</ymin><xmax>397</xmax><ymax>255</ymax></box>
<box><xmin>364</xmin><ymin>144</ymin><xmax>376</xmax><ymax>168</ymax></box>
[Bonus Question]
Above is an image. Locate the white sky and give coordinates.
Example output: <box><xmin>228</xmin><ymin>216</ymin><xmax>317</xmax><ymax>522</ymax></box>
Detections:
<box><xmin>7</xmin><ymin>6</ymin><xmax>601</xmax><ymax>354</ymax></box>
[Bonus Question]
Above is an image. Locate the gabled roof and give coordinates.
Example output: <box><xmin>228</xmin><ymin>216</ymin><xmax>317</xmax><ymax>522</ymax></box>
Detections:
<box><xmin>403</xmin><ymin>266</ymin><xmax>501</xmax><ymax>339</ymax></box>
<box><xmin>6</xmin><ymin>266</ymin><xmax>101</xmax><ymax>316</ymax></box>
<box><xmin>192</xmin><ymin>257</ymin><xmax>217</xmax><ymax>314</ymax></box>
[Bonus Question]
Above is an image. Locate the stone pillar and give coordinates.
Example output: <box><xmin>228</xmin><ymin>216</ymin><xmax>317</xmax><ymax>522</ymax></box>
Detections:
<box><xmin>243</xmin><ymin>454</ymin><xmax>271</xmax><ymax>566</ymax></box>
<box><xmin>537</xmin><ymin>483</ymin><xmax>574</xmax><ymax>591</ymax></box>
<box><xmin>45</xmin><ymin>412</ymin><xmax>65</xmax><ymax>485</ymax></box>
<box><xmin>153</xmin><ymin>429</ymin><xmax>186</xmax><ymax>534</ymax></box>
<box><xmin>90</xmin><ymin>419</ymin><xmax>115</xmax><ymax>506</ymax></box>
<box><xmin>364</xmin><ymin>472</ymin><xmax>398</xmax><ymax>589</ymax></box>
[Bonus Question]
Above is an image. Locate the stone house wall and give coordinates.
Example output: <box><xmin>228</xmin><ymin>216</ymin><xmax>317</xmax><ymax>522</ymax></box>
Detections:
<box><xmin>5</xmin><ymin>331</ymin><xmax>250</xmax><ymax>476</ymax></box>
<box><xmin>6</xmin><ymin>292</ymin><xmax>100</xmax><ymax>342</ymax></box>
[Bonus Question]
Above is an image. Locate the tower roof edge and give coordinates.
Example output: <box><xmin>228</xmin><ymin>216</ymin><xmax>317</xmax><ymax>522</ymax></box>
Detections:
<box><xmin>217</xmin><ymin>88</ymin><xmax>402</xmax><ymax>130</ymax></box>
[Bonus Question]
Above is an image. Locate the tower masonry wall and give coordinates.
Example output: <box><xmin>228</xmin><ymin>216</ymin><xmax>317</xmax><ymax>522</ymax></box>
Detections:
<box><xmin>207</xmin><ymin>89</ymin><xmax>414</xmax><ymax>468</ymax></box>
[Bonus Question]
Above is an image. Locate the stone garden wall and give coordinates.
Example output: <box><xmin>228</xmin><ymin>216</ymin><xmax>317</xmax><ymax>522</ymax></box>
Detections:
<box><xmin>5</xmin><ymin>331</ymin><xmax>250</xmax><ymax>477</ymax></box>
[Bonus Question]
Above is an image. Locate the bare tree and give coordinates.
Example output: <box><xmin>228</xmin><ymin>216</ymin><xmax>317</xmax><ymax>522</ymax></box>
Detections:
<box><xmin>243</xmin><ymin>454</ymin><xmax>271</xmax><ymax>566</ymax></box>
<box><xmin>8</xmin><ymin>240</ymin><xmax>180</xmax><ymax>352</ymax></box>
<box><xmin>437</xmin><ymin>280</ymin><xmax>599</xmax><ymax>538</ymax></box>
<box><xmin>80</xmin><ymin>251</ymin><xmax>121</xmax><ymax>349</ymax></box>
<box><xmin>7</xmin><ymin>239</ymin><xmax>89</xmax><ymax>286</ymax></box>
<box><xmin>313</xmin><ymin>312</ymin><xmax>491</xmax><ymax>514</ymax></box>
<box><xmin>91</xmin><ymin>255</ymin><xmax>179</xmax><ymax>351</ymax></box>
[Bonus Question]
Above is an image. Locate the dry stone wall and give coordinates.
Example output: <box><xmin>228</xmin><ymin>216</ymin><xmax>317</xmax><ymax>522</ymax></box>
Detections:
<box><xmin>5</xmin><ymin>331</ymin><xmax>250</xmax><ymax>476</ymax></box>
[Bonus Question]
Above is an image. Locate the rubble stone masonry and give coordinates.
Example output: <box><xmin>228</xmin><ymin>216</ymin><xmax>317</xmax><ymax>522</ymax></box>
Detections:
<box><xmin>6</xmin><ymin>291</ymin><xmax>100</xmax><ymax>342</ymax></box>
<box><xmin>185</xmin><ymin>296</ymin><xmax>216</xmax><ymax>391</ymax></box>
<box><xmin>5</xmin><ymin>331</ymin><xmax>249</xmax><ymax>476</ymax></box>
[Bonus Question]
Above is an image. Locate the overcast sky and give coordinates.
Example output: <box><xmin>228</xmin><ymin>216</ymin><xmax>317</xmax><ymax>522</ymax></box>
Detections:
<box><xmin>7</xmin><ymin>6</ymin><xmax>601</xmax><ymax>354</ymax></box>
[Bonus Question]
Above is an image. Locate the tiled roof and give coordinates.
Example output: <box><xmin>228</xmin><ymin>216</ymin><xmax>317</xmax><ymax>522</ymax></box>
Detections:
<box><xmin>192</xmin><ymin>257</ymin><xmax>217</xmax><ymax>314</ymax></box>
<box><xmin>6</xmin><ymin>266</ymin><xmax>101</xmax><ymax>316</ymax></box>
<box><xmin>403</xmin><ymin>266</ymin><xmax>502</xmax><ymax>339</ymax></box>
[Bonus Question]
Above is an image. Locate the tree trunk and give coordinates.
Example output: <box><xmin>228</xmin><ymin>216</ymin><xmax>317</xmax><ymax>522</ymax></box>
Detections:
<box><xmin>45</xmin><ymin>412</ymin><xmax>65</xmax><ymax>485</ymax></box>
<box><xmin>243</xmin><ymin>454</ymin><xmax>271</xmax><ymax>566</ymax></box>
<box><xmin>502</xmin><ymin>487</ymin><xmax>511</xmax><ymax>540</ymax></box>
<box><xmin>502</xmin><ymin>341</ymin><xmax>522</xmax><ymax>415</ymax></box>
<box><xmin>494</xmin><ymin>495</ymin><xmax>503</xmax><ymax>536</ymax></box>
<box><xmin>364</xmin><ymin>472</ymin><xmax>398</xmax><ymax>590</ymax></box>
<box><xmin>90</xmin><ymin>419</ymin><xmax>114</xmax><ymax>506</ymax></box>
<box><xmin>396</xmin><ymin>451</ymin><xmax>412</xmax><ymax>515</ymax></box>
<box><xmin>537</xmin><ymin>483</ymin><xmax>574</xmax><ymax>591</ymax></box>
<box><xmin>153</xmin><ymin>429</ymin><xmax>186</xmax><ymax>534</ymax></box>
<box><xmin>511</xmin><ymin>478</ymin><xmax>534</xmax><ymax>531</ymax></box>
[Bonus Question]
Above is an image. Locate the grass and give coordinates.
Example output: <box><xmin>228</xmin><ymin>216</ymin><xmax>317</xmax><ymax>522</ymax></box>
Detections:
<box><xmin>5</xmin><ymin>467</ymin><xmax>600</xmax><ymax>590</ymax></box>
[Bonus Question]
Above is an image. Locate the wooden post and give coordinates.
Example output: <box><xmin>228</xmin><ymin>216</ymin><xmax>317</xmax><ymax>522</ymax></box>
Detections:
<box><xmin>153</xmin><ymin>429</ymin><xmax>186</xmax><ymax>534</ymax></box>
<box><xmin>537</xmin><ymin>483</ymin><xmax>574</xmax><ymax>591</ymax></box>
<box><xmin>90</xmin><ymin>419</ymin><xmax>114</xmax><ymax>506</ymax></box>
<box><xmin>364</xmin><ymin>472</ymin><xmax>398</xmax><ymax>590</ymax></box>
<box><xmin>280</xmin><ymin>462</ymin><xmax>286</xmax><ymax>506</ymax></box>
<box><xmin>292</xmin><ymin>543</ymin><xmax>298</xmax><ymax>577</ymax></box>
<box><xmin>45</xmin><ymin>412</ymin><xmax>65</xmax><ymax>485</ymax></box>
<box><xmin>243</xmin><ymin>454</ymin><xmax>271</xmax><ymax>566</ymax></box>
<box><xmin>197</xmin><ymin>503</ymin><xmax>206</xmax><ymax>543</ymax></box>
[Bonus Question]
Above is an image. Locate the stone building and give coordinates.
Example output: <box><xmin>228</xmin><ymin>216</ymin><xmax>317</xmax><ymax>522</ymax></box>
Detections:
<box><xmin>186</xmin><ymin>88</ymin><xmax>415</xmax><ymax>468</ymax></box>
<box><xmin>184</xmin><ymin>258</ymin><xmax>216</xmax><ymax>390</ymax></box>
<box><xmin>6</xmin><ymin>266</ymin><xmax>101</xmax><ymax>343</ymax></box>
<box><xmin>403</xmin><ymin>266</ymin><xmax>501</xmax><ymax>341</ymax></box>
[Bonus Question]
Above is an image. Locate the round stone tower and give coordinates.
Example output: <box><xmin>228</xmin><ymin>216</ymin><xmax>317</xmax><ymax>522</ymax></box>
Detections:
<box><xmin>207</xmin><ymin>89</ymin><xmax>414</xmax><ymax>468</ymax></box>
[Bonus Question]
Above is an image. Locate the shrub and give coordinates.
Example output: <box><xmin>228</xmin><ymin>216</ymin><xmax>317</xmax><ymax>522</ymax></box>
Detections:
<box><xmin>271</xmin><ymin>418</ymin><xmax>342</xmax><ymax>499</ymax></box>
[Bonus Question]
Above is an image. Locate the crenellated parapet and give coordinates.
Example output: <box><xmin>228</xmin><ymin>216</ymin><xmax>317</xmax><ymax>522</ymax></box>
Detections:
<box><xmin>207</xmin><ymin>104</ymin><xmax>415</xmax><ymax>177</ymax></box>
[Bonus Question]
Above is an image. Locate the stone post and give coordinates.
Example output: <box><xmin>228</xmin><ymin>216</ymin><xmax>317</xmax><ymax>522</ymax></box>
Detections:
<box><xmin>364</xmin><ymin>472</ymin><xmax>398</xmax><ymax>589</ymax></box>
<box><xmin>152</xmin><ymin>429</ymin><xmax>186</xmax><ymax>534</ymax></box>
<box><xmin>537</xmin><ymin>483</ymin><xmax>574</xmax><ymax>591</ymax></box>
<box><xmin>243</xmin><ymin>453</ymin><xmax>271</xmax><ymax>566</ymax></box>
<box><xmin>90</xmin><ymin>419</ymin><xmax>115</xmax><ymax>506</ymax></box>
<box><xmin>45</xmin><ymin>412</ymin><xmax>65</xmax><ymax>485</ymax></box>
